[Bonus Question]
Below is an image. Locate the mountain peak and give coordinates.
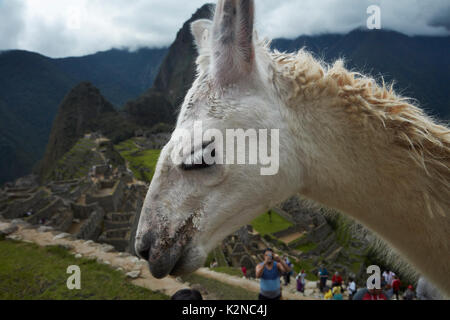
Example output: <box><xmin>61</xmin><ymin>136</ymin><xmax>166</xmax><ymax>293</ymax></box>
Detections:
<box><xmin>38</xmin><ymin>82</ymin><xmax>116</xmax><ymax>179</ymax></box>
<box><xmin>126</xmin><ymin>3</ymin><xmax>215</xmax><ymax>126</ymax></box>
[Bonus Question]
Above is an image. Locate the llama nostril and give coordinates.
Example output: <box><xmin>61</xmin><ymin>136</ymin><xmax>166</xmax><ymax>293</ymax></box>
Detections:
<box><xmin>138</xmin><ymin>249</ymin><xmax>150</xmax><ymax>261</ymax></box>
<box><xmin>136</xmin><ymin>231</ymin><xmax>155</xmax><ymax>261</ymax></box>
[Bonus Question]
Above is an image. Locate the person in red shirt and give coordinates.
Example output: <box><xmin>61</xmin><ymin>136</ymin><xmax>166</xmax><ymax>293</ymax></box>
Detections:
<box><xmin>332</xmin><ymin>271</ymin><xmax>343</xmax><ymax>290</ymax></box>
<box><xmin>241</xmin><ymin>266</ymin><xmax>247</xmax><ymax>278</ymax></box>
<box><xmin>392</xmin><ymin>276</ymin><xmax>401</xmax><ymax>300</ymax></box>
<box><xmin>363</xmin><ymin>289</ymin><xmax>388</xmax><ymax>300</ymax></box>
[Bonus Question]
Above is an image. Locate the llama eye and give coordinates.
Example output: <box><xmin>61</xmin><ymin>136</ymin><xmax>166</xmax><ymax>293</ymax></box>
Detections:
<box><xmin>181</xmin><ymin>150</ymin><xmax>215</xmax><ymax>171</ymax></box>
<box><xmin>181</xmin><ymin>143</ymin><xmax>216</xmax><ymax>171</ymax></box>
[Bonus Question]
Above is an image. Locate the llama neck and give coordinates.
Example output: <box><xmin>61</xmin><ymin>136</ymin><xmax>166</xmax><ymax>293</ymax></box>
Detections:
<box><xmin>286</xmin><ymin>81</ymin><xmax>450</xmax><ymax>295</ymax></box>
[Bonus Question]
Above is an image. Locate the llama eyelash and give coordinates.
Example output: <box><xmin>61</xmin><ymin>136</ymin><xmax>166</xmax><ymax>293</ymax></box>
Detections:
<box><xmin>181</xmin><ymin>141</ymin><xmax>216</xmax><ymax>170</ymax></box>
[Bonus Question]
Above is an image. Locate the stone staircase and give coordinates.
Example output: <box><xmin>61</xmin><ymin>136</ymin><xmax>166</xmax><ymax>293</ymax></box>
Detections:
<box><xmin>98</xmin><ymin>212</ymin><xmax>135</xmax><ymax>252</ymax></box>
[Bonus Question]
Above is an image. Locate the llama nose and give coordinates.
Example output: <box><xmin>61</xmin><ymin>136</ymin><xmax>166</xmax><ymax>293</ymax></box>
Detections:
<box><xmin>135</xmin><ymin>231</ymin><xmax>154</xmax><ymax>261</ymax></box>
<box><xmin>135</xmin><ymin>230</ymin><xmax>184</xmax><ymax>279</ymax></box>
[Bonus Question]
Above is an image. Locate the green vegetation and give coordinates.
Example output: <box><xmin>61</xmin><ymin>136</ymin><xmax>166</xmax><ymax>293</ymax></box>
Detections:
<box><xmin>351</xmin><ymin>262</ymin><xmax>363</xmax><ymax>275</ymax></box>
<box><xmin>205</xmin><ymin>247</ymin><xmax>228</xmax><ymax>268</ymax></box>
<box><xmin>250</xmin><ymin>211</ymin><xmax>293</xmax><ymax>236</ymax></box>
<box><xmin>180</xmin><ymin>273</ymin><xmax>256</xmax><ymax>300</ymax></box>
<box><xmin>47</xmin><ymin>139</ymin><xmax>101</xmax><ymax>181</ymax></box>
<box><xmin>291</xmin><ymin>259</ymin><xmax>318</xmax><ymax>281</ymax></box>
<box><xmin>295</xmin><ymin>242</ymin><xmax>318</xmax><ymax>253</ymax></box>
<box><xmin>0</xmin><ymin>239</ymin><xmax>168</xmax><ymax>300</ymax></box>
<box><xmin>115</xmin><ymin>139</ymin><xmax>161</xmax><ymax>182</ymax></box>
<box><xmin>325</xmin><ymin>214</ymin><xmax>352</xmax><ymax>248</ymax></box>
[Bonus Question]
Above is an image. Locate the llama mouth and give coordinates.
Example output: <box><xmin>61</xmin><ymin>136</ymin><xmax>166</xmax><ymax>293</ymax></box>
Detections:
<box><xmin>146</xmin><ymin>243</ymin><xmax>184</xmax><ymax>279</ymax></box>
<box><xmin>168</xmin><ymin>246</ymin><xmax>202</xmax><ymax>277</ymax></box>
<box><xmin>146</xmin><ymin>244</ymin><xmax>198</xmax><ymax>279</ymax></box>
<box><xmin>139</xmin><ymin>215</ymin><xmax>199</xmax><ymax>279</ymax></box>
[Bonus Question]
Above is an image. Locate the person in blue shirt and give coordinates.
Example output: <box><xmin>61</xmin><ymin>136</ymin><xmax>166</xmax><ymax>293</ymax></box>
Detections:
<box><xmin>318</xmin><ymin>265</ymin><xmax>329</xmax><ymax>292</ymax></box>
<box><xmin>283</xmin><ymin>255</ymin><xmax>294</xmax><ymax>286</ymax></box>
<box><xmin>255</xmin><ymin>248</ymin><xmax>291</xmax><ymax>300</ymax></box>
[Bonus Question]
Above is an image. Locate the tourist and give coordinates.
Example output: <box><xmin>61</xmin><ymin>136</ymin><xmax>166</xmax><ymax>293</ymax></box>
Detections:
<box><xmin>332</xmin><ymin>271</ymin><xmax>343</xmax><ymax>289</ymax></box>
<box><xmin>332</xmin><ymin>286</ymin><xmax>343</xmax><ymax>300</ymax></box>
<box><xmin>324</xmin><ymin>288</ymin><xmax>333</xmax><ymax>300</ymax></box>
<box><xmin>255</xmin><ymin>248</ymin><xmax>291</xmax><ymax>300</ymax></box>
<box><xmin>387</xmin><ymin>270</ymin><xmax>396</xmax><ymax>286</ymax></box>
<box><xmin>403</xmin><ymin>285</ymin><xmax>415</xmax><ymax>300</ymax></box>
<box><xmin>381</xmin><ymin>272</ymin><xmax>387</xmax><ymax>289</ymax></box>
<box><xmin>362</xmin><ymin>288</ymin><xmax>388</xmax><ymax>300</ymax></box>
<box><xmin>296</xmin><ymin>270</ymin><xmax>306</xmax><ymax>293</ymax></box>
<box><xmin>416</xmin><ymin>277</ymin><xmax>444</xmax><ymax>300</ymax></box>
<box><xmin>352</xmin><ymin>287</ymin><xmax>368</xmax><ymax>300</ymax></box>
<box><xmin>241</xmin><ymin>265</ymin><xmax>247</xmax><ymax>278</ymax></box>
<box><xmin>353</xmin><ymin>286</ymin><xmax>392</xmax><ymax>300</ymax></box>
<box><xmin>391</xmin><ymin>275</ymin><xmax>401</xmax><ymax>300</ymax></box>
<box><xmin>384</xmin><ymin>271</ymin><xmax>395</xmax><ymax>298</ymax></box>
<box><xmin>318</xmin><ymin>265</ymin><xmax>329</xmax><ymax>292</ymax></box>
<box><xmin>283</xmin><ymin>256</ymin><xmax>293</xmax><ymax>286</ymax></box>
<box><xmin>382</xmin><ymin>270</ymin><xmax>389</xmax><ymax>284</ymax></box>
<box><xmin>347</xmin><ymin>277</ymin><xmax>357</xmax><ymax>300</ymax></box>
<box><xmin>171</xmin><ymin>289</ymin><xmax>203</xmax><ymax>300</ymax></box>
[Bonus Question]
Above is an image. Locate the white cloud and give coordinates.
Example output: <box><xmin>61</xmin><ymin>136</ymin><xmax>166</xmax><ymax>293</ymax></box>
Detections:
<box><xmin>254</xmin><ymin>0</ymin><xmax>450</xmax><ymax>39</ymax></box>
<box><xmin>0</xmin><ymin>0</ymin><xmax>26</xmax><ymax>49</ymax></box>
<box><xmin>0</xmin><ymin>0</ymin><xmax>449</xmax><ymax>58</ymax></box>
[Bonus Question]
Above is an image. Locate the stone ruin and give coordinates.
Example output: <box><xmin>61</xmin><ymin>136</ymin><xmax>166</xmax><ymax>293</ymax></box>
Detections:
<box><xmin>207</xmin><ymin>225</ymin><xmax>269</xmax><ymax>279</ymax></box>
<box><xmin>0</xmin><ymin>162</ymin><xmax>148</xmax><ymax>255</ymax></box>
<box><xmin>204</xmin><ymin>196</ymin><xmax>373</xmax><ymax>286</ymax></box>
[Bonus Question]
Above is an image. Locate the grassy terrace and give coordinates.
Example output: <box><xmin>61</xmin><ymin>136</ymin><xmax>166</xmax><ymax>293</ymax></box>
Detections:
<box><xmin>48</xmin><ymin>138</ymin><xmax>102</xmax><ymax>181</ymax></box>
<box><xmin>0</xmin><ymin>238</ymin><xmax>168</xmax><ymax>300</ymax></box>
<box><xmin>295</xmin><ymin>241</ymin><xmax>318</xmax><ymax>253</ymax></box>
<box><xmin>115</xmin><ymin>139</ymin><xmax>160</xmax><ymax>182</ymax></box>
<box><xmin>250</xmin><ymin>210</ymin><xmax>293</xmax><ymax>236</ymax></box>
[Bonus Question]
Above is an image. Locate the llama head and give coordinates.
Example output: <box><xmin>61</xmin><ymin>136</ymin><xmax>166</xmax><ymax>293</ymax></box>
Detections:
<box><xmin>135</xmin><ymin>0</ymin><xmax>302</xmax><ymax>279</ymax></box>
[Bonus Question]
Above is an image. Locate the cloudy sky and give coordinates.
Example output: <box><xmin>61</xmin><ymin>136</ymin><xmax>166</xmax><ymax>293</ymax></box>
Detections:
<box><xmin>1</xmin><ymin>0</ymin><xmax>449</xmax><ymax>58</ymax></box>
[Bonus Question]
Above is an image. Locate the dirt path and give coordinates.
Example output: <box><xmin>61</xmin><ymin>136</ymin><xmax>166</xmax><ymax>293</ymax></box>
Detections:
<box><xmin>279</xmin><ymin>232</ymin><xmax>305</xmax><ymax>244</ymax></box>
<box><xmin>195</xmin><ymin>268</ymin><xmax>317</xmax><ymax>300</ymax></box>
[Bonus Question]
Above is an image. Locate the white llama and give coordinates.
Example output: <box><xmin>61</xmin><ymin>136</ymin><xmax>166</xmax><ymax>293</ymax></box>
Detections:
<box><xmin>135</xmin><ymin>0</ymin><xmax>450</xmax><ymax>296</ymax></box>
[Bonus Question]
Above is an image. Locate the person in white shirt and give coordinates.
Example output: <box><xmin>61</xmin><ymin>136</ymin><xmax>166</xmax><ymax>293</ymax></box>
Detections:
<box><xmin>347</xmin><ymin>278</ymin><xmax>357</xmax><ymax>300</ymax></box>
<box><xmin>388</xmin><ymin>271</ymin><xmax>396</xmax><ymax>285</ymax></box>
<box><xmin>382</xmin><ymin>271</ymin><xmax>389</xmax><ymax>285</ymax></box>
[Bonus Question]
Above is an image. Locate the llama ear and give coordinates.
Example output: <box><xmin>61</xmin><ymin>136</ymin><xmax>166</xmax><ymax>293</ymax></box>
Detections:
<box><xmin>191</xmin><ymin>19</ymin><xmax>212</xmax><ymax>53</ymax></box>
<box><xmin>211</xmin><ymin>0</ymin><xmax>255</xmax><ymax>86</ymax></box>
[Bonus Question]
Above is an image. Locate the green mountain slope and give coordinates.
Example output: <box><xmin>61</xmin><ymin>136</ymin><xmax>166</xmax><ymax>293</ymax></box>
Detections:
<box><xmin>38</xmin><ymin>82</ymin><xmax>138</xmax><ymax>180</ymax></box>
<box><xmin>0</xmin><ymin>48</ymin><xmax>167</xmax><ymax>184</ymax></box>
